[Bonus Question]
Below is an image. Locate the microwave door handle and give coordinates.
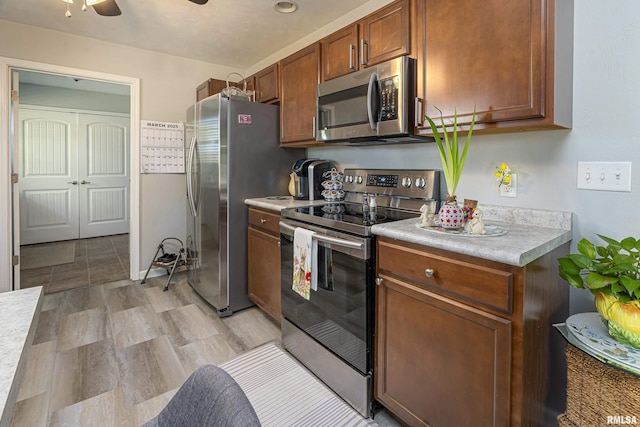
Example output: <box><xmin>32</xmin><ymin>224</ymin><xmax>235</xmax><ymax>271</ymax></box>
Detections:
<box><xmin>367</xmin><ymin>73</ymin><xmax>378</xmax><ymax>130</ymax></box>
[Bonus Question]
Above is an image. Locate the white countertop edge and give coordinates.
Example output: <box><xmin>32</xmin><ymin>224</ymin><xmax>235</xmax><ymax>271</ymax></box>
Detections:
<box><xmin>0</xmin><ymin>287</ymin><xmax>44</xmax><ymax>427</ymax></box>
<box><xmin>372</xmin><ymin>219</ymin><xmax>573</xmax><ymax>267</ymax></box>
<box><xmin>245</xmin><ymin>197</ymin><xmax>326</xmax><ymax>211</ymax></box>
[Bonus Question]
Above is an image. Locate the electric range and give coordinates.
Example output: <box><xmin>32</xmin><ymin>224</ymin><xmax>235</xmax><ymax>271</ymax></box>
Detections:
<box><xmin>281</xmin><ymin>168</ymin><xmax>442</xmax><ymax>236</ymax></box>
<box><xmin>279</xmin><ymin>169</ymin><xmax>442</xmax><ymax>419</ymax></box>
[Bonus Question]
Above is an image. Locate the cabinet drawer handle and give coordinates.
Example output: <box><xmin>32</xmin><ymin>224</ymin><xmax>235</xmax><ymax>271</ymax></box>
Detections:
<box><xmin>260</xmin><ymin>218</ymin><xmax>268</xmax><ymax>224</ymax></box>
<box><xmin>424</xmin><ymin>268</ymin><xmax>435</xmax><ymax>278</ymax></box>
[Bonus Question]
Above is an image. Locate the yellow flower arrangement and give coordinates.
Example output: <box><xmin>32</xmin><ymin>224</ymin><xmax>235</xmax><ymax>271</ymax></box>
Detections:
<box><xmin>495</xmin><ymin>163</ymin><xmax>512</xmax><ymax>187</ymax></box>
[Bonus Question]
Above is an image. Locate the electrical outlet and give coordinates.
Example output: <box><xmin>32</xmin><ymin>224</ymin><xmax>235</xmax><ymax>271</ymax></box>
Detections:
<box><xmin>499</xmin><ymin>173</ymin><xmax>517</xmax><ymax>198</ymax></box>
<box><xmin>576</xmin><ymin>161</ymin><xmax>632</xmax><ymax>192</ymax></box>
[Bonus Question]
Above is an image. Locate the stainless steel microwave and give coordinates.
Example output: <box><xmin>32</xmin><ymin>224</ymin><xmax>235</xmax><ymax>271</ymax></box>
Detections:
<box><xmin>316</xmin><ymin>56</ymin><xmax>432</xmax><ymax>145</ymax></box>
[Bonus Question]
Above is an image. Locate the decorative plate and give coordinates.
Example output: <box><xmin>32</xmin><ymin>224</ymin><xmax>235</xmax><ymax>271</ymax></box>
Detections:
<box><xmin>555</xmin><ymin>323</ymin><xmax>640</xmax><ymax>376</ymax></box>
<box><xmin>415</xmin><ymin>222</ymin><xmax>508</xmax><ymax>237</ymax></box>
<box><xmin>566</xmin><ymin>312</ymin><xmax>640</xmax><ymax>372</ymax></box>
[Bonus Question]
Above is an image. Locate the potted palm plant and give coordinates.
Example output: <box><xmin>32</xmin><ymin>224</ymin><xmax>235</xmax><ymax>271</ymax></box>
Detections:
<box><xmin>558</xmin><ymin>234</ymin><xmax>640</xmax><ymax>348</ymax></box>
<box><xmin>424</xmin><ymin>107</ymin><xmax>477</xmax><ymax>229</ymax></box>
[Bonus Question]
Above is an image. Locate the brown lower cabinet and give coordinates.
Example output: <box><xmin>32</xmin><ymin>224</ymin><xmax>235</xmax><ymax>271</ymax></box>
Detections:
<box><xmin>375</xmin><ymin>236</ymin><xmax>570</xmax><ymax>427</ymax></box>
<box><xmin>247</xmin><ymin>207</ymin><xmax>281</xmax><ymax>322</ymax></box>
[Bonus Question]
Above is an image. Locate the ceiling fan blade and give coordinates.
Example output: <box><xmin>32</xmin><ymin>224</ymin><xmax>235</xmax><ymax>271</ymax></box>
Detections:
<box><xmin>93</xmin><ymin>0</ymin><xmax>122</xmax><ymax>16</ymax></box>
<box><xmin>188</xmin><ymin>0</ymin><xmax>209</xmax><ymax>4</ymax></box>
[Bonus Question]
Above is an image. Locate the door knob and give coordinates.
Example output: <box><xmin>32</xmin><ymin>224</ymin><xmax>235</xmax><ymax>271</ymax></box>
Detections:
<box><xmin>67</xmin><ymin>180</ymin><xmax>78</xmax><ymax>185</ymax></box>
<box><xmin>375</xmin><ymin>278</ymin><xmax>383</xmax><ymax>286</ymax></box>
<box><xmin>80</xmin><ymin>180</ymin><xmax>91</xmax><ymax>184</ymax></box>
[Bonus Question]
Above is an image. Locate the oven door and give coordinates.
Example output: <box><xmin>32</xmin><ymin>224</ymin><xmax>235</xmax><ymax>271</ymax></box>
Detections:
<box><xmin>280</xmin><ymin>219</ymin><xmax>374</xmax><ymax>375</ymax></box>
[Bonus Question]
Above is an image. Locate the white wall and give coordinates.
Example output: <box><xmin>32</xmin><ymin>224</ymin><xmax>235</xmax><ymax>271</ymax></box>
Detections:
<box><xmin>309</xmin><ymin>0</ymin><xmax>640</xmax><ymax>315</ymax></box>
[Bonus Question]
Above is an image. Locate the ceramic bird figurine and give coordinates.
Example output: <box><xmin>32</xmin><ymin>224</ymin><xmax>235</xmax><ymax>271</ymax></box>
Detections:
<box><xmin>464</xmin><ymin>208</ymin><xmax>486</xmax><ymax>235</ymax></box>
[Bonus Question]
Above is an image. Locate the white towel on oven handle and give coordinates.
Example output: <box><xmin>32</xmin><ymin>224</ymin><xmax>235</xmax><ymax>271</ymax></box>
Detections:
<box><xmin>293</xmin><ymin>227</ymin><xmax>318</xmax><ymax>293</ymax></box>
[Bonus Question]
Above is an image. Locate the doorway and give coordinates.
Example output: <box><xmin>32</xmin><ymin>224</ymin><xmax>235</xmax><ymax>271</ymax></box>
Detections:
<box><xmin>19</xmin><ymin>106</ymin><xmax>130</xmax><ymax>245</ymax></box>
<box><xmin>0</xmin><ymin>57</ymin><xmax>141</xmax><ymax>292</ymax></box>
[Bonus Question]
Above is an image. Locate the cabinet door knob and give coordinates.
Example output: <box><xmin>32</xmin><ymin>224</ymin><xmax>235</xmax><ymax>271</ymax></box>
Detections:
<box><xmin>424</xmin><ymin>268</ymin><xmax>435</xmax><ymax>278</ymax></box>
<box><xmin>277</xmin><ymin>241</ymin><xmax>281</xmax><ymax>247</ymax></box>
<box><xmin>375</xmin><ymin>277</ymin><xmax>383</xmax><ymax>286</ymax></box>
<box><xmin>260</xmin><ymin>218</ymin><xmax>267</xmax><ymax>223</ymax></box>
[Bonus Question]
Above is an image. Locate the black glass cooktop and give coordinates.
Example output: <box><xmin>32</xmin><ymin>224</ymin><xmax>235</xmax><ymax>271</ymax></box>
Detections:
<box><xmin>281</xmin><ymin>202</ymin><xmax>419</xmax><ymax>236</ymax></box>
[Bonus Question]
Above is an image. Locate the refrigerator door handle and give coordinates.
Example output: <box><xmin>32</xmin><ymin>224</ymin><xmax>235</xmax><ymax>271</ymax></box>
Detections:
<box><xmin>186</xmin><ymin>135</ymin><xmax>198</xmax><ymax>217</ymax></box>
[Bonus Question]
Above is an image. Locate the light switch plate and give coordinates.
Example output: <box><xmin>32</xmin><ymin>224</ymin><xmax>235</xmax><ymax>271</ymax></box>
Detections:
<box><xmin>576</xmin><ymin>161</ymin><xmax>632</xmax><ymax>192</ymax></box>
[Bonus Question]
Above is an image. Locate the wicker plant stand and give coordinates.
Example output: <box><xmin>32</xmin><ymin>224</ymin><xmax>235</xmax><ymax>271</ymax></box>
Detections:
<box><xmin>559</xmin><ymin>344</ymin><xmax>640</xmax><ymax>426</ymax></box>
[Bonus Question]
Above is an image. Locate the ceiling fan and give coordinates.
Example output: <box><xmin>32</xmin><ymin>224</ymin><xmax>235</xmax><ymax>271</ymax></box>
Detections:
<box><xmin>63</xmin><ymin>0</ymin><xmax>208</xmax><ymax>18</ymax></box>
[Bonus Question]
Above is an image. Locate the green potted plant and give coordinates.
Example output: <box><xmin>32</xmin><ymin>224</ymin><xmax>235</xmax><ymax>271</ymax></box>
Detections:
<box><xmin>424</xmin><ymin>107</ymin><xmax>476</xmax><ymax>229</ymax></box>
<box><xmin>558</xmin><ymin>234</ymin><xmax>640</xmax><ymax>348</ymax></box>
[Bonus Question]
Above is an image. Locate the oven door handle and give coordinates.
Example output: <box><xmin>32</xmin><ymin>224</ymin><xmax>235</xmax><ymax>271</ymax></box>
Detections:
<box><xmin>280</xmin><ymin>221</ymin><xmax>364</xmax><ymax>250</ymax></box>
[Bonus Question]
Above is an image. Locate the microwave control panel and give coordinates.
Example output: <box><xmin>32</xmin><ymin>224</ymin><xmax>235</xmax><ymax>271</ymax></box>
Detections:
<box><xmin>379</xmin><ymin>77</ymin><xmax>398</xmax><ymax>122</ymax></box>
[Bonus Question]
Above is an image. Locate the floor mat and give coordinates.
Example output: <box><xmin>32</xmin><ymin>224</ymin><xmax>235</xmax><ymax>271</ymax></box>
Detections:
<box><xmin>220</xmin><ymin>342</ymin><xmax>377</xmax><ymax>427</ymax></box>
<box><xmin>20</xmin><ymin>241</ymin><xmax>76</xmax><ymax>270</ymax></box>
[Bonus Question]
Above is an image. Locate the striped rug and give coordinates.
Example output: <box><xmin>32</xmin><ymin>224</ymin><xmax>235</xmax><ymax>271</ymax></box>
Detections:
<box><xmin>220</xmin><ymin>342</ymin><xmax>378</xmax><ymax>427</ymax></box>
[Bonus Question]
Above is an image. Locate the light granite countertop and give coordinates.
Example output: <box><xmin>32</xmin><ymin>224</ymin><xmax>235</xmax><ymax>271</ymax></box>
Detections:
<box><xmin>244</xmin><ymin>198</ymin><xmax>573</xmax><ymax>267</ymax></box>
<box><xmin>0</xmin><ymin>287</ymin><xmax>43</xmax><ymax>427</ymax></box>
<box><xmin>245</xmin><ymin>196</ymin><xmax>326</xmax><ymax>211</ymax></box>
<box><xmin>372</xmin><ymin>204</ymin><xmax>573</xmax><ymax>267</ymax></box>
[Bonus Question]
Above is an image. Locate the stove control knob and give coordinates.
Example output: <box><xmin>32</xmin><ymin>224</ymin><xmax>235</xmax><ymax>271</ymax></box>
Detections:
<box><xmin>356</xmin><ymin>176</ymin><xmax>363</xmax><ymax>184</ymax></box>
<box><xmin>345</xmin><ymin>175</ymin><xmax>353</xmax><ymax>183</ymax></box>
<box><xmin>401</xmin><ymin>176</ymin><xmax>412</xmax><ymax>188</ymax></box>
<box><xmin>415</xmin><ymin>177</ymin><xmax>426</xmax><ymax>189</ymax></box>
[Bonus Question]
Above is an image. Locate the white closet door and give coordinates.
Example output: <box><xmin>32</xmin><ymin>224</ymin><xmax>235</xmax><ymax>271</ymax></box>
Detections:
<box><xmin>19</xmin><ymin>109</ymin><xmax>79</xmax><ymax>245</ymax></box>
<box><xmin>77</xmin><ymin>113</ymin><xmax>130</xmax><ymax>238</ymax></box>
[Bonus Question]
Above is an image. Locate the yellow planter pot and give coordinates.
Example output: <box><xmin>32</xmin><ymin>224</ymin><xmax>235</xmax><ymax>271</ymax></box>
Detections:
<box><xmin>594</xmin><ymin>291</ymin><xmax>640</xmax><ymax>349</ymax></box>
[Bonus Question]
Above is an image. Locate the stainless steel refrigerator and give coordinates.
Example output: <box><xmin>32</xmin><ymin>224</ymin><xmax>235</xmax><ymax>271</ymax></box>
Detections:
<box><xmin>185</xmin><ymin>94</ymin><xmax>302</xmax><ymax>317</ymax></box>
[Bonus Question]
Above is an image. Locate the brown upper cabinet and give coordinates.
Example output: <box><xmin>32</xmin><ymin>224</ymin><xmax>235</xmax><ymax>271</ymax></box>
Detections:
<box><xmin>196</xmin><ymin>78</ymin><xmax>245</xmax><ymax>102</ymax></box>
<box><xmin>321</xmin><ymin>24</ymin><xmax>359</xmax><ymax>81</ymax></box>
<box><xmin>279</xmin><ymin>43</ymin><xmax>321</xmax><ymax>145</ymax></box>
<box><xmin>252</xmin><ymin>63</ymin><xmax>279</xmax><ymax>104</ymax></box>
<box><xmin>413</xmin><ymin>0</ymin><xmax>573</xmax><ymax>134</ymax></box>
<box><xmin>196</xmin><ymin>78</ymin><xmax>228</xmax><ymax>101</ymax></box>
<box><xmin>321</xmin><ymin>0</ymin><xmax>410</xmax><ymax>81</ymax></box>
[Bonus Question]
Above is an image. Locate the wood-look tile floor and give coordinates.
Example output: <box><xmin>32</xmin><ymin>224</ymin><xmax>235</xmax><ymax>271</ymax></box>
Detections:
<box><xmin>20</xmin><ymin>235</ymin><xmax>130</xmax><ymax>294</ymax></box>
<box><xmin>9</xmin><ymin>273</ymin><xmax>282</xmax><ymax>427</ymax></box>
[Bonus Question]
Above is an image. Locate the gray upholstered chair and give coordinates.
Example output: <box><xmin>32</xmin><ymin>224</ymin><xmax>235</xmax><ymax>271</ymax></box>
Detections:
<box><xmin>142</xmin><ymin>365</ymin><xmax>260</xmax><ymax>426</ymax></box>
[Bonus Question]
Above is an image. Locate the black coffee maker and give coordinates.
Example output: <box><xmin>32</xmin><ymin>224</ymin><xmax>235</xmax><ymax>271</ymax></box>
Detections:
<box><xmin>291</xmin><ymin>159</ymin><xmax>332</xmax><ymax>200</ymax></box>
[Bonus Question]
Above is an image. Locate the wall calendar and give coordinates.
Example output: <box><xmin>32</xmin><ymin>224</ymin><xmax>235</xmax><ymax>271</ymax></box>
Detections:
<box><xmin>140</xmin><ymin>120</ymin><xmax>184</xmax><ymax>174</ymax></box>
